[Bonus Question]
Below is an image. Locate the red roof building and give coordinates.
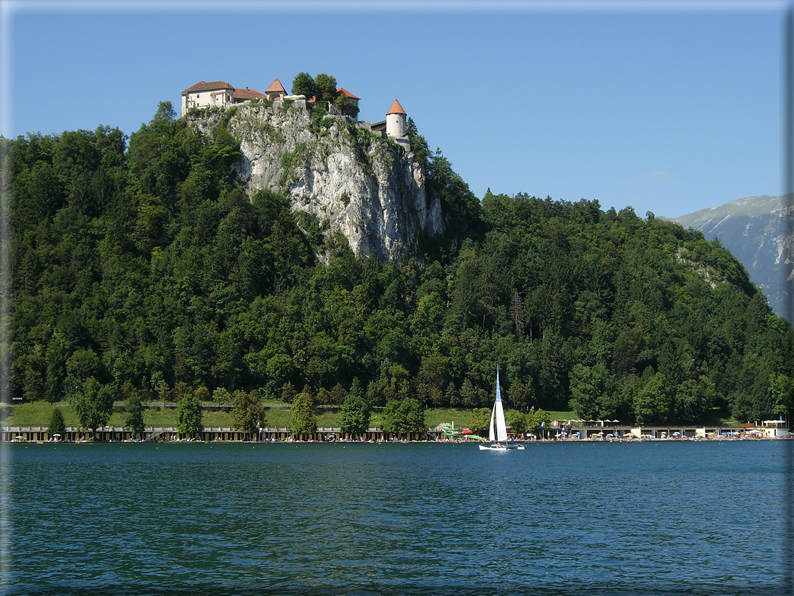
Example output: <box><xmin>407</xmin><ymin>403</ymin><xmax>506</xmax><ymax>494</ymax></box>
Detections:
<box><xmin>181</xmin><ymin>81</ymin><xmax>236</xmax><ymax>114</ymax></box>
<box><xmin>336</xmin><ymin>87</ymin><xmax>361</xmax><ymax>106</ymax></box>
<box><xmin>265</xmin><ymin>78</ymin><xmax>287</xmax><ymax>100</ymax></box>
<box><xmin>182</xmin><ymin>80</ymin><xmax>234</xmax><ymax>95</ymax></box>
<box><xmin>233</xmin><ymin>88</ymin><xmax>267</xmax><ymax>102</ymax></box>
<box><xmin>387</xmin><ymin>99</ymin><xmax>406</xmax><ymax>116</ymax></box>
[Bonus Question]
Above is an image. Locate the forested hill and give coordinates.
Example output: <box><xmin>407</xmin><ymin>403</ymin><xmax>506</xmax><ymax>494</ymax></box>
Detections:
<box><xmin>3</xmin><ymin>103</ymin><xmax>793</xmax><ymax>425</ymax></box>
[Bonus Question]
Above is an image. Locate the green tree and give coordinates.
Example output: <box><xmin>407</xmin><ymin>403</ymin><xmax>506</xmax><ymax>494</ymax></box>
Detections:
<box><xmin>329</xmin><ymin>383</ymin><xmax>347</xmax><ymax>405</ymax></box>
<box><xmin>194</xmin><ymin>386</ymin><xmax>210</xmax><ymax>404</ymax></box>
<box><xmin>291</xmin><ymin>72</ymin><xmax>317</xmax><ymax>98</ymax></box>
<box><xmin>507</xmin><ymin>378</ymin><xmax>534</xmax><ymax>411</ymax></box>
<box><xmin>290</xmin><ymin>391</ymin><xmax>317</xmax><ymax>438</ymax></box>
<box><xmin>281</xmin><ymin>382</ymin><xmax>297</xmax><ymax>404</ymax></box>
<box><xmin>382</xmin><ymin>398</ymin><xmax>425</xmax><ymax>437</ymax></box>
<box><xmin>176</xmin><ymin>390</ymin><xmax>203</xmax><ymax>437</ymax></box>
<box><xmin>339</xmin><ymin>394</ymin><xmax>370</xmax><ymax>436</ymax></box>
<box><xmin>459</xmin><ymin>379</ymin><xmax>480</xmax><ymax>408</ymax></box>
<box><xmin>417</xmin><ymin>353</ymin><xmax>449</xmax><ymax>406</ymax></box>
<box><xmin>505</xmin><ymin>409</ymin><xmax>527</xmax><ymax>435</ymax></box>
<box><xmin>314</xmin><ymin>73</ymin><xmax>338</xmax><ymax>102</ymax></box>
<box><xmin>65</xmin><ymin>349</ymin><xmax>102</xmax><ymax>398</ymax></box>
<box><xmin>212</xmin><ymin>387</ymin><xmax>231</xmax><ymax>404</ymax></box>
<box><xmin>633</xmin><ymin>372</ymin><xmax>672</xmax><ymax>425</ymax></box>
<box><xmin>72</xmin><ymin>377</ymin><xmax>113</xmax><ymax>438</ymax></box>
<box><xmin>467</xmin><ymin>408</ymin><xmax>491</xmax><ymax>435</ymax></box>
<box><xmin>156</xmin><ymin>381</ymin><xmax>172</xmax><ymax>404</ymax></box>
<box><xmin>125</xmin><ymin>387</ymin><xmax>145</xmax><ymax>439</ymax></box>
<box><xmin>526</xmin><ymin>408</ymin><xmax>552</xmax><ymax>435</ymax></box>
<box><xmin>772</xmin><ymin>373</ymin><xmax>794</xmax><ymax>418</ymax></box>
<box><xmin>48</xmin><ymin>407</ymin><xmax>66</xmax><ymax>438</ymax></box>
<box><xmin>231</xmin><ymin>390</ymin><xmax>266</xmax><ymax>440</ymax></box>
<box><xmin>334</xmin><ymin>94</ymin><xmax>359</xmax><ymax>118</ymax></box>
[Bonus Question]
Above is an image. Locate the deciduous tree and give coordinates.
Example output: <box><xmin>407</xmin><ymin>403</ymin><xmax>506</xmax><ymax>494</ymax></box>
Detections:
<box><xmin>231</xmin><ymin>390</ymin><xmax>266</xmax><ymax>440</ymax></box>
<box><xmin>314</xmin><ymin>73</ymin><xmax>337</xmax><ymax>102</ymax></box>
<box><xmin>505</xmin><ymin>409</ymin><xmax>527</xmax><ymax>435</ymax></box>
<box><xmin>176</xmin><ymin>390</ymin><xmax>203</xmax><ymax>437</ymax></box>
<box><xmin>290</xmin><ymin>391</ymin><xmax>316</xmax><ymax>438</ymax></box>
<box><xmin>72</xmin><ymin>377</ymin><xmax>113</xmax><ymax>438</ymax></box>
<box><xmin>467</xmin><ymin>407</ymin><xmax>491</xmax><ymax>435</ymax></box>
<box><xmin>382</xmin><ymin>398</ymin><xmax>425</xmax><ymax>437</ymax></box>
<box><xmin>291</xmin><ymin>72</ymin><xmax>317</xmax><ymax>98</ymax></box>
<box><xmin>339</xmin><ymin>394</ymin><xmax>370</xmax><ymax>436</ymax></box>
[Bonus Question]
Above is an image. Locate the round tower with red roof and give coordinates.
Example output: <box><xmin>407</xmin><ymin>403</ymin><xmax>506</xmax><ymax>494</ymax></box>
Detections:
<box><xmin>386</xmin><ymin>99</ymin><xmax>407</xmax><ymax>140</ymax></box>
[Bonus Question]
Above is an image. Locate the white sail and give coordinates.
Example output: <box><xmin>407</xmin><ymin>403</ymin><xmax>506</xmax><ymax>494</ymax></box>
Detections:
<box><xmin>480</xmin><ymin>366</ymin><xmax>517</xmax><ymax>450</ymax></box>
<box><xmin>494</xmin><ymin>367</ymin><xmax>507</xmax><ymax>442</ymax></box>
<box><xmin>488</xmin><ymin>402</ymin><xmax>496</xmax><ymax>441</ymax></box>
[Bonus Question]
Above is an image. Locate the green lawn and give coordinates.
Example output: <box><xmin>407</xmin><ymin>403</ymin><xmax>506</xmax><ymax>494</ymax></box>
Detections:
<box><xmin>0</xmin><ymin>401</ymin><xmax>739</xmax><ymax>429</ymax></box>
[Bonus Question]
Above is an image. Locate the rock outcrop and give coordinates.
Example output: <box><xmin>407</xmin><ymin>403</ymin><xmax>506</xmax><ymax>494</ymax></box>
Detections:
<box><xmin>189</xmin><ymin>102</ymin><xmax>444</xmax><ymax>261</ymax></box>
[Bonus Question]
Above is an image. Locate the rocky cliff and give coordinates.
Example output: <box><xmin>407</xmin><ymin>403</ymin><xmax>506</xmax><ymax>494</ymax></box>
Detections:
<box><xmin>189</xmin><ymin>102</ymin><xmax>444</xmax><ymax>261</ymax></box>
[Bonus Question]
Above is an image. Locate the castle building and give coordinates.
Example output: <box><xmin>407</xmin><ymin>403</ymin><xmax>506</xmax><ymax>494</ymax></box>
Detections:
<box><xmin>181</xmin><ymin>79</ymin><xmax>362</xmax><ymax>114</ymax></box>
<box><xmin>181</xmin><ymin>81</ymin><xmax>235</xmax><ymax>114</ymax></box>
<box><xmin>233</xmin><ymin>88</ymin><xmax>267</xmax><ymax>103</ymax></box>
<box><xmin>385</xmin><ymin>99</ymin><xmax>407</xmax><ymax>140</ymax></box>
<box><xmin>265</xmin><ymin>79</ymin><xmax>287</xmax><ymax>101</ymax></box>
<box><xmin>181</xmin><ymin>80</ymin><xmax>267</xmax><ymax>114</ymax></box>
<box><xmin>336</xmin><ymin>88</ymin><xmax>361</xmax><ymax>108</ymax></box>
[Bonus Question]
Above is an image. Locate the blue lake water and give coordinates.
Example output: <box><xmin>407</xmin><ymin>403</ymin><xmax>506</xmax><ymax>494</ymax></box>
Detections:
<box><xmin>2</xmin><ymin>440</ymin><xmax>792</xmax><ymax>595</ymax></box>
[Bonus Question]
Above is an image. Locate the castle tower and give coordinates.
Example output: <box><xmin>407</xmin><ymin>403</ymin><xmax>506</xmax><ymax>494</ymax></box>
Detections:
<box><xmin>265</xmin><ymin>78</ymin><xmax>286</xmax><ymax>101</ymax></box>
<box><xmin>386</xmin><ymin>99</ymin><xmax>407</xmax><ymax>139</ymax></box>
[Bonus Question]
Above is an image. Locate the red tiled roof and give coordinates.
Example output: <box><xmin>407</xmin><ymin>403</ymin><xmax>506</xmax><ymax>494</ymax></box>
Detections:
<box><xmin>233</xmin><ymin>88</ymin><xmax>267</xmax><ymax>100</ymax></box>
<box><xmin>387</xmin><ymin>99</ymin><xmax>406</xmax><ymax>115</ymax></box>
<box><xmin>182</xmin><ymin>80</ymin><xmax>234</xmax><ymax>95</ymax></box>
<box><xmin>266</xmin><ymin>78</ymin><xmax>286</xmax><ymax>93</ymax></box>
<box><xmin>337</xmin><ymin>87</ymin><xmax>360</xmax><ymax>100</ymax></box>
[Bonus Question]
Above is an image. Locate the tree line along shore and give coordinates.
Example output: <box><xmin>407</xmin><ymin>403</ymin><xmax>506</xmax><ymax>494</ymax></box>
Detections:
<box><xmin>2</xmin><ymin>397</ymin><xmax>749</xmax><ymax>444</ymax></box>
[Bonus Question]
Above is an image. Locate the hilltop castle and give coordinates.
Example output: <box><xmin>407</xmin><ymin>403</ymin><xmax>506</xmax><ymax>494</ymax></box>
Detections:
<box><xmin>181</xmin><ymin>79</ymin><xmax>409</xmax><ymax>146</ymax></box>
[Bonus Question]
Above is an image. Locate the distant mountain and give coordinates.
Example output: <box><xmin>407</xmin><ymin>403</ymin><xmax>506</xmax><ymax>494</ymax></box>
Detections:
<box><xmin>671</xmin><ymin>195</ymin><xmax>793</xmax><ymax>318</ymax></box>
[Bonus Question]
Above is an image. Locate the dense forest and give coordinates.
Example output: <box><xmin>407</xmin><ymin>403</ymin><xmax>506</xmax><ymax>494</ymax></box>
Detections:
<box><xmin>3</xmin><ymin>101</ymin><xmax>793</xmax><ymax>425</ymax></box>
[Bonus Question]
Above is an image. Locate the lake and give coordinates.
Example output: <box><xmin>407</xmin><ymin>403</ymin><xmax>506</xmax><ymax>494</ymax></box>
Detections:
<box><xmin>2</xmin><ymin>440</ymin><xmax>792</xmax><ymax>595</ymax></box>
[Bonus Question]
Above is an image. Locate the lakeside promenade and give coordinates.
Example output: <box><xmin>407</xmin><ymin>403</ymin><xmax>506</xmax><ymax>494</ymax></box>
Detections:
<box><xmin>2</xmin><ymin>418</ymin><xmax>789</xmax><ymax>443</ymax></box>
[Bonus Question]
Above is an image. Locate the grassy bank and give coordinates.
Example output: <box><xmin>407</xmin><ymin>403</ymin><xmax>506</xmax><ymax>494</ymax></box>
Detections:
<box><xmin>0</xmin><ymin>401</ymin><xmax>740</xmax><ymax>429</ymax></box>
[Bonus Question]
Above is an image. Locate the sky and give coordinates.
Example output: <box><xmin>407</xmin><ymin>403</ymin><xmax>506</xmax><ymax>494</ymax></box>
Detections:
<box><xmin>0</xmin><ymin>0</ymin><xmax>789</xmax><ymax>219</ymax></box>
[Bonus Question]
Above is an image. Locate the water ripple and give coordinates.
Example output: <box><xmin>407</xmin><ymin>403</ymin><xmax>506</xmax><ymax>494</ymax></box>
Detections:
<box><xmin>3</xmin><ymin>441</ymin><xmax>789</xmax><ymax>595</ymax></box>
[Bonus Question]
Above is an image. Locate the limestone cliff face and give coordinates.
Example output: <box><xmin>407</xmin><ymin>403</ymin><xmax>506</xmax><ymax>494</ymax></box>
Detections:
<box><xmin>189</xmin><ymin>102</ymin><xmax>444</xmax><ymax>260</ymax></box>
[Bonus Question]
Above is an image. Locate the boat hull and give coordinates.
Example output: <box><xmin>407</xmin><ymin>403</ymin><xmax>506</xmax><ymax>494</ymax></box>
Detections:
<box><xmin>479</xmin><ymin>444</ymin><xmax>508</xmax><ymax>451</ymax></box>
<box><xmin>478</xmin><ymin>443</ymin><xmax>525</xmax><ymax>451</ymax></box>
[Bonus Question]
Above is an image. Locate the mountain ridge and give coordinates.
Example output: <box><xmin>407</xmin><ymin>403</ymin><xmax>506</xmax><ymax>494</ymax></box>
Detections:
<box><xmin>669</xmin><ymin>194</ymin><xmax>793</xmax><ymax>317</ymax></box>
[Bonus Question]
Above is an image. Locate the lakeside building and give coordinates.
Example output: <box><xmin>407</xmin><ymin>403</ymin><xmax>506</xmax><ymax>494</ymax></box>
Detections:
<box><xmin>3</xmin><ymin>420</ymin><xmax>791</xmax><ymax>443</ymax></box>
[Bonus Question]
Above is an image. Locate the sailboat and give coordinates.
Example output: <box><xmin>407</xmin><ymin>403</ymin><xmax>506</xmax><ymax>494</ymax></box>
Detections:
<box><xmin>479</xmin><ymin>367</ymin><xmax>525</xmax><ymax>451</ymax></box>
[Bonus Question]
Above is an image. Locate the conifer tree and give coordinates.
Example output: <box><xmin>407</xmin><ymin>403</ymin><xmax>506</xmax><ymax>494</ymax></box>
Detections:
<box><xmin>48</xmin><ymin>407</ymin><xmax>66</xmax><ymax>438</ymax></box>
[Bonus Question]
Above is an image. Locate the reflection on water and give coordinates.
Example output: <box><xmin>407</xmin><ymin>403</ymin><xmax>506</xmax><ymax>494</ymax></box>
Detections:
<box><xmin>3</xmin><ymin>441</ymin><xmax>790</xmax><ymax>595</ymax></box>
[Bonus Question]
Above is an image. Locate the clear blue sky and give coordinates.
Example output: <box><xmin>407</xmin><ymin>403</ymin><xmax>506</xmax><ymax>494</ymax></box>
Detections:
<box><xmin>1</xmin><ymin>1</ymin><xmax>787</xmax><ymax>218</ymax></box>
